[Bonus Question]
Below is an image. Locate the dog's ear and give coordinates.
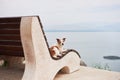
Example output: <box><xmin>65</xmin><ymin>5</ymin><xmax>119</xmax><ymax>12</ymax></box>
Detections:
<box><xmin>56</xmin><ymin>38</ymin><xmax>61</xmax><ymax>44</ymax></box>
<box><xmin>63</xmin><ymin>38</ymin><xmax>66</xmax><ymax>42</ymax></box>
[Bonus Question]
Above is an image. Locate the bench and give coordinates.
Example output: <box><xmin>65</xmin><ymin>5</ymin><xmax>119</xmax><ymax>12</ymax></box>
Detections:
<box><xmin>0</xmin><ymin>16</ymin><xmax>81</xmax><ymax>80</ymax></box>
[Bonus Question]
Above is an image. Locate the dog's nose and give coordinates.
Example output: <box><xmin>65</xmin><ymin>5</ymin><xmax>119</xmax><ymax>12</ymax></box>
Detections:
<box><xmin>62</xmin><ymin>43</ymin><xmax>64</xmax><ymax>45</ymax></box>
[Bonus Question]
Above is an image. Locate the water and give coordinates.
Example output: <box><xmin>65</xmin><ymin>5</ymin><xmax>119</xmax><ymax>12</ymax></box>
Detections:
<box><xmin>45</xmin><ymin>32</ymin><xmax>120</xmax><ymax>72</ymax></box>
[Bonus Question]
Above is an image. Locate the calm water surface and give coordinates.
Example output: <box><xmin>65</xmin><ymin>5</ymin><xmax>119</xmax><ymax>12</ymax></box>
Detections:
<box><xmin>45</xmin><ymin>32</ymin><xmax>120</xmax><ymax>72</ymax></box>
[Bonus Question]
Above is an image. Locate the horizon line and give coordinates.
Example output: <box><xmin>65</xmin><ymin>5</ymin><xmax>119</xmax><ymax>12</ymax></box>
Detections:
<box><xmin>45</xmin><ymin>30</ymin><xmax>120</xmax><ymax>32</ymax></box>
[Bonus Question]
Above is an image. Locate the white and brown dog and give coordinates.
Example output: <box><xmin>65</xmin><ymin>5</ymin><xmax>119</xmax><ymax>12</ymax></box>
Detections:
<box><xmin>50</xmin><ymin>38</ymin><xmax>66</xmax><ymax>58</ymax></box>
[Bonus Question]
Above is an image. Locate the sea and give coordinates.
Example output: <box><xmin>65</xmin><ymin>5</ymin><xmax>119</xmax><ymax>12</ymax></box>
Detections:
<box><xmin>45</xmin><ymin>32</ymin><xmax>120</xmax><ymax>72</ymax></box>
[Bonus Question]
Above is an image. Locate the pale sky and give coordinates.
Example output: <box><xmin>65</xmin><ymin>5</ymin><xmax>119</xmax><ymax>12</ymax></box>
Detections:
<box><xmin>0</xmin><ymin>0</ymin><xmax>120</xmax><ymax>31</ymax></box>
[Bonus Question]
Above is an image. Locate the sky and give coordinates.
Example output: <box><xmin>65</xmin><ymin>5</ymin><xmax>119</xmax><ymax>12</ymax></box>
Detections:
<box><xmin>0</xmin><ymin>0</ymin><xmax>120</xmax><ymax>32</ymax></box>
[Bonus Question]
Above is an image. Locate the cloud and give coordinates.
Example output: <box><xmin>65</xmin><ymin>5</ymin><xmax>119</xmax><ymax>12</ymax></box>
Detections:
<box><xmin>0</xmin><ymin>0</ymin><xmax>120</xmax><ymax>31</ymax></box>
<box><xmin>40</xmin><ymin>0</ymin><xmax>120</xmax><ymax>26</ymax></box>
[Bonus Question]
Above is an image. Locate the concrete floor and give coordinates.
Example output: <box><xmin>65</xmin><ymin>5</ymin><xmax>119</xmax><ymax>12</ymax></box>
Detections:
<box><xmin>55</xmin><ymin>66</ymin><xmax>120</xmax><ymax>80</ymax></box>
<box><xmin>0</xmin><ymin>66</ymin><xmax>120</xmax><ymax>80</ymax></box>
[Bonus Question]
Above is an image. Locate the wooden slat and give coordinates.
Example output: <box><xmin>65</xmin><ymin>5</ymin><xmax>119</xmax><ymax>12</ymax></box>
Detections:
<box><xmin>0</xmin><ymin>23</ymin><xmax>20</xmax><ymax>29</ymax></box>
<box><xmin>0</xmin><ymin>35</ymin><xmax>20</xmax><ymax>40</ymax></box>
<box><xmin>0</xmin><ymin>29</ymin><xmax>20</xmax><ymax>34</ymax></box>
<box><xmin>0</xmin><ymin>40</ymin><xmax>21</xmax><ymax>46</ymax></box>
<box><xmin>0</xmin><ymin>45</ymin><xmax>23</xmax><ymax>51</ymax></box>
<box><xmin>0</xmin><ymin>50</ymin><xmax>24</xmax><ymax>57</ymax></box>
<box><xmin>0</xmin><ymin>17</ymin><xmax>23</xmax><ymax>57</ymax></box>
<box><xmin>0</xmin><ymin>17</ymin><xmax>21</xmax><ymax>23</ymax></box>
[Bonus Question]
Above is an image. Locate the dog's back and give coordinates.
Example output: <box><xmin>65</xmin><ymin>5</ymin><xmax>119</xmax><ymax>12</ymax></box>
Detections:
<box><xmin>49</xmin><ymin>46</ymin><xmax>60</xmax><ymax>58</ymax></box>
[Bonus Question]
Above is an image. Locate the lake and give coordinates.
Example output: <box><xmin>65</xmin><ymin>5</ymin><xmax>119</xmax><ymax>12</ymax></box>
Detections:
<box><xmin>45</xmin><ymin>32</ymin><xmax>120</xmax><ymax>72</ymax></box>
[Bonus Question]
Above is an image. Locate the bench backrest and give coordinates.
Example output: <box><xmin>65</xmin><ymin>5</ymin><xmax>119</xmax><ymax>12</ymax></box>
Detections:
<box><xmin>0</xmin><ymin>17</ymin><xmax>24</xmax><ymax>57</ymax></box>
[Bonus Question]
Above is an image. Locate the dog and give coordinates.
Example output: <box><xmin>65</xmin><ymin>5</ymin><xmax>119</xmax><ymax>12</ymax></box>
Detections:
<box><xmin>50</xmin><ymin>38</ymin><xmax>66</xmax><ymax>58</ymax></box>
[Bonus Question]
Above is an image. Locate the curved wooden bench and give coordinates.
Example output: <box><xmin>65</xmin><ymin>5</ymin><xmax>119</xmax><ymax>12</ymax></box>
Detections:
<box><xmin>0</xmin><ymin>16</ymin><xmax>81</xmax><ymax>80</ymax></box>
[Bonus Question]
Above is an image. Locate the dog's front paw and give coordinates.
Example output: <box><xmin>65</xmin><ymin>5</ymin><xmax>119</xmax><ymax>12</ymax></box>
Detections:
<box><xmin>53</xmin><ymin>55</ymin><xmax>59</xmax><ymax>59</ymax></box>
<box><xmin>53</xmin><ymin>54</ymin><xmax>62</xmax><ymax>59</ymax></box>
<box><xmin>61</xmin><ymin>50</ymin><xmax>68</xmax><ymax>55</ymax></box>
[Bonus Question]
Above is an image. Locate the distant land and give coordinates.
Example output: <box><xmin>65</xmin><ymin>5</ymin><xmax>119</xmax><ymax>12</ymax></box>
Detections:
<box><xmin>103</xmin><ymin>56</ymin><xmax>120</xmax><ymax>60</ymax></box>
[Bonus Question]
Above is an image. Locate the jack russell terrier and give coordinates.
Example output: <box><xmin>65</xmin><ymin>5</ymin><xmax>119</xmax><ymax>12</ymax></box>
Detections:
<box><xmin>50</xmin><ymin>38</ymin><xmax>66</xmax><ymax>58</ymax></box>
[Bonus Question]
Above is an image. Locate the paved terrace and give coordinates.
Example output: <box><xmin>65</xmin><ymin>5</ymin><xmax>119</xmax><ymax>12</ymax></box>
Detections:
<box><xmin>0</xmin><ymin>66</ymin><xmax>119</xmax><ymax>80</ymax></box>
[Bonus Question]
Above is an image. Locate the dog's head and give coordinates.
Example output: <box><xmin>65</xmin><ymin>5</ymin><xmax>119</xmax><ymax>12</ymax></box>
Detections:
<box><xmin>56</xmin><ymin>38</ymin><xmax>66</xmax><ymax>46</ymax></box>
